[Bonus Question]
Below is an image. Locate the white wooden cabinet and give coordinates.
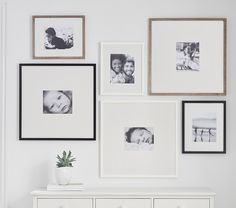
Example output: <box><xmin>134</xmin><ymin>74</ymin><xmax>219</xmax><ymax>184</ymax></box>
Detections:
<box><xmin>31</xmin><ymin>188</ymin><xmax>215</xmax><ymax>208</ymax></box>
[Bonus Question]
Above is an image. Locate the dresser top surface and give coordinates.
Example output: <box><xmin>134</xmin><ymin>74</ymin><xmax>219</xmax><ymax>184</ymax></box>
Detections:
<box><xmin>31</xmin><ymin>187</ymin><xmax>215</xmax><ymax>196</ymax></box>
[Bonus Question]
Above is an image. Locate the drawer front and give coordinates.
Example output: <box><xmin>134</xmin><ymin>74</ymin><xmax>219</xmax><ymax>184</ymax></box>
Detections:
<box><xmin>96</xmin><ymin>198</ymin><xmax>151</xmax><ymax>208</ymax></box>
<box><xmin>154</xmin><ymin>198</ymin><xmax>210</xmax><ymax>208</ymax></box>
<box><xmin>38</xmin><ymin>198</ymin><xmax>92</xmax><ymax>208</ymax></box>
<box><xmin>154</xmin><ymin>198</ymin><xmax>209</xmax><ymax>208</ymax></box>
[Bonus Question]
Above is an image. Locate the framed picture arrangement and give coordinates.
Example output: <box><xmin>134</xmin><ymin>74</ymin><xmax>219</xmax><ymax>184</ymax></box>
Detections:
<box><xmin>100</xmin><ymin>101</ymin><xmax>177</xmax><ymax>178</ymax></box>
<box><xmin>100</xmin><ymin>42</ymin><xmax>144</xmax><ymax>95</ymax></box>
<box><xmin>33</xmin><ymin>15</ymin><xmax>85</xmax><ymax>59</ymax></box>
<box><xmin>19</xmin><ymin>14</ymin><xmax>227</xmax><ymax>175</ymax></box>
<box><xmin>182</xmin><ymin>101</ymin><xmax>226</xmax><ymax>153</ymax></box>
<box><xmin>148</xmin><ymin>18</ymin><xmax>227</xmax><ymax>95</ymax></box>
<box><xmin>19</xmin><ymin>64</ymin><xmax>96</xmax><ymax>140</ymax></box>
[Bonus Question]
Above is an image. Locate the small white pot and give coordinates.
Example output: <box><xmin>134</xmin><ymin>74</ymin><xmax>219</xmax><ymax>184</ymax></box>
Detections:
<box><xmin>55</xmin><ymin>167</ymin><xmax>72</xmax><ymax>185</ymax></box>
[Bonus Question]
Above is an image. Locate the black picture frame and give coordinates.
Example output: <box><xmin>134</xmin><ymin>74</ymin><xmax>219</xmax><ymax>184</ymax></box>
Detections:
<box><xmin>19</xmin><ymin>63</ymin><xmax>96</xmax><ymax>140</ymax></box>
<box><xmin>182</xmin><ymin>100</ymin><xmax>226</xmax><ymax>153</ymax></box>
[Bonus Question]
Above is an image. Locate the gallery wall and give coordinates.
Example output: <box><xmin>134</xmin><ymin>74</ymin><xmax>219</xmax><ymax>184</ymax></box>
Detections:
<box><xmin>0</xmin><ymin>0</ymin><xmax>236</xmax><ymax>208</ymax></box>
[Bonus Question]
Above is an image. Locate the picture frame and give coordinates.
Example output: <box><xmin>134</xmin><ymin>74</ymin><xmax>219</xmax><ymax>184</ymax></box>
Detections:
<box><xmin>182</xmin><ymin>101</ymin><xmax>226</xmax><ymax>153</ymax></box>
<box><xmin>33</xmin><ymin>15</ymin><xmax>85</xmax><ymax>59</ymax></box>
<box><xmin>148</xmin><ymin>18</ymin><xmax>227</xmax><ymax>95</ymax></box>
<box><xmin>19</xmin><ymin>63</ymin><xmax>96</xmax><ymax>140</ymax></box>
<box><xmin>100</xmin><ymin>42</ymin><xmax>144</xmax><ymax>95</ymax></box>
<box><xmin>100</xmin><ymin>100</ymin><xmax>177</xmax><ymax>178</ymax></box>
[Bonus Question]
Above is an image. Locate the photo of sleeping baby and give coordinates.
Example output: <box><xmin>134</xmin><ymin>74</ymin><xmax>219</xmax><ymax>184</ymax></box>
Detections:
<box><xmin>43</xmin><ymin>90</ymin><xmax>72</xmax><ymax>114</ymax></box>
<box><xmin>124</xmin><ymin>127</ymin><xmax>154</xmax><ymax>151</ymax></box>
<box><xmin>110</xmin><ymin>54</ymin><xmax>135</xmax><ymax>84</ymax></box>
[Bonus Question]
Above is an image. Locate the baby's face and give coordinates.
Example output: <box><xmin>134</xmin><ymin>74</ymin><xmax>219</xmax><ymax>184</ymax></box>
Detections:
<box><xmin>123</xmin><ymin>62</ymin><xmax>134</xmax><ymax>76</ymax></box>
<box><xmin>130</xmin><ymin>129</ymin><xmax>153</xmax><ymax>144</ymax></box>
<box><xmin>112</xmin><ymin>59</ymin><xmax>122</xmax><ymax>73</ymax></box>
<box><xmin>43</xmin><ymin>91</ymin><xmax>71</xmax><ymax>114</ymax></box>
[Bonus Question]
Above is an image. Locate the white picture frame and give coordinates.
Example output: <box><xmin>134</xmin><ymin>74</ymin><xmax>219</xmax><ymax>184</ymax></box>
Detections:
<box><xmin>19</xmin><ymin>64</ymin><xmax>96</xmax><ymax>140</ymax></box>
<box><xmin>100</xmin><ymin>42</ymin><xmax>144</xmax><ymax>95</ymax></box>
<box><xmin>100</xmin><ymin>100</ymin><xmax>177</xmax><ymax>178</ymax></box>
<box><xmin>149</xmin><ymin>18</ymin><xmax>227</xmax><ymax>95</ymax></box>
<box><xmin>33</xmin><ymin>15</ymin><xmax>85</xmax><ymax>59</ymax></box>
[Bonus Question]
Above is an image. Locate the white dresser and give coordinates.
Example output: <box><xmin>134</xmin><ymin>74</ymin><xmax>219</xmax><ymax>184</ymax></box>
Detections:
<box><xmin>31</xmin><ymin>188</ymin><xmax>215</xmax><ymax>208</ymax></box>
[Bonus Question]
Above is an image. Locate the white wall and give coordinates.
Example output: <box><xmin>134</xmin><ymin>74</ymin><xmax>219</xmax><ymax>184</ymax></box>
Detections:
<box><xmin>0</xmin><ymin>3</ymin><xmax>6</xmax><ymax>208</ymax></box>
<box><xmin>1</xmin><ymin>0</ymin><xmax>236</xmax><ymax>207</ymax></box>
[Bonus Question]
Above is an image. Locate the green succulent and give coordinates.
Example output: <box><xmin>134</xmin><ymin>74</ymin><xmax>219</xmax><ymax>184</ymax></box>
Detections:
<box><xmin>56</xmin><ymin>150</ymin><xmax>76</xmax><ymax>168</ymax></box>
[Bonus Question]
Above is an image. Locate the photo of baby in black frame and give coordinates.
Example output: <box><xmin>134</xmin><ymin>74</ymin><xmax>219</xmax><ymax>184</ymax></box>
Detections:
<box><xmin>43</xmin><ymin>90</ymin><xmax>72</xmax><ymax>114</ymax></box>
<box><xmin>19</xmin><ymin>63</ymin><xmax>96</xmax><ymax>140</ymax></box>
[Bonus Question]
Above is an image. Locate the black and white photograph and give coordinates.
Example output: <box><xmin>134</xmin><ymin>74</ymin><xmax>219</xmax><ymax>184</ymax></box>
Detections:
<box><xmin>44</xmin><ymin>27</ymin><xmax>73</xmax><ymax>50</ymax></box>
<box><xmin>33</xmin><ymin>16</ymin><xmax>85</xmax><ymax>59</ymax></box>
<box><xmin>192</xmin><ymin>116</ymin><xmax>216</xmax><ymax>143</ymax></box>
<box><xmin>124</xmin><ymin>127</ymin><xmax>154</xmax><ymax>151</ymax></box>
<box><xmin>100</xmin><ymin>42</ymin><xmax>144</xmax><ymax>95</ymax></box>
<box><xmin>43</xmin><ymin>90</ymin><xmax>72</xmax><ymax>114</ymax></box>
<box><xmin>182</xmin><ymin>101</ymin><xmax>226</xmax><ymax>153</ymax></box>
<box><xmin>19</xmin><ymin>64</ymin><xmax>96</xmax><ymax>140</ymax></box>
<box><xmin>110</xmin><ymin>54</ymin><xmax>135</xmax><ymax>84</ymax></box>
<box><xmin>176</xmin><ymin>42</ymin><xmax>200</xmax><ymax>71</ymax></box>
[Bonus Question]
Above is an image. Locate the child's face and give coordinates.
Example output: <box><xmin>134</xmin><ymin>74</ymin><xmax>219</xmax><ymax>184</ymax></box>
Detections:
<box><xmin>43</xmin><ymin>91</ymin><xmax>71</xmax><ymax>114</ymax></box>
<box><xmin>130</xmin><ymin>128</ymin><xmax>153</xmax><ymax>144</ymax></box>
<box><xmin>184</xmin><ymin>46</ymin><xmax>188</xmax><ymax>53</ymax></box>
<box><xmin>46</xmin><ymin>33</ymin><xmax>53</xmax><ymax>43</ymax></box>
<box><xmin>123</xmin><ymin>62</ymin><xmax>134</xmax><ymax>76</ymax></box>
<box><xmin>112</xmin><ymin>59</ymin><xmax>122</xmax><ymax>73</ymax></box>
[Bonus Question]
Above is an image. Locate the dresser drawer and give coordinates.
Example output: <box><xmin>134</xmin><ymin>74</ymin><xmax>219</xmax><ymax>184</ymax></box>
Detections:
<box><xmin>96</xmin><ymin>198</ymin><xmax>151</xmax><ymax>208</ymax></box>
<box><xmin>154</xmin><ymin>198</ymin><xmax>209</xmax><ymax>208</ymax></box>
<box><xmin>37</xmin><ymin>198</ymin><xmax>92</xmax><ymax>208</ymax></box>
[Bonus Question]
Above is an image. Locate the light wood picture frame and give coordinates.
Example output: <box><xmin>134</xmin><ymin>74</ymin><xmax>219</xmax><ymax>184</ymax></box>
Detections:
<box><xmin>33</xmin><ymin>15</ymin><xmax>85</xmax><ymax>59</ymax></box>
<box><xmin>148</xmin><ymin>18</ymin><xmax>227</xmax><ymax>95</ymax></box>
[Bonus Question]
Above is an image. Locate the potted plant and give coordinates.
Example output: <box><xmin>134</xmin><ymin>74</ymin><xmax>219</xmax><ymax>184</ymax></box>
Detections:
<box><xmin>55</xmin><ymin>150</ymin><xmax>76</xmax><ymax>185</ymax></box>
